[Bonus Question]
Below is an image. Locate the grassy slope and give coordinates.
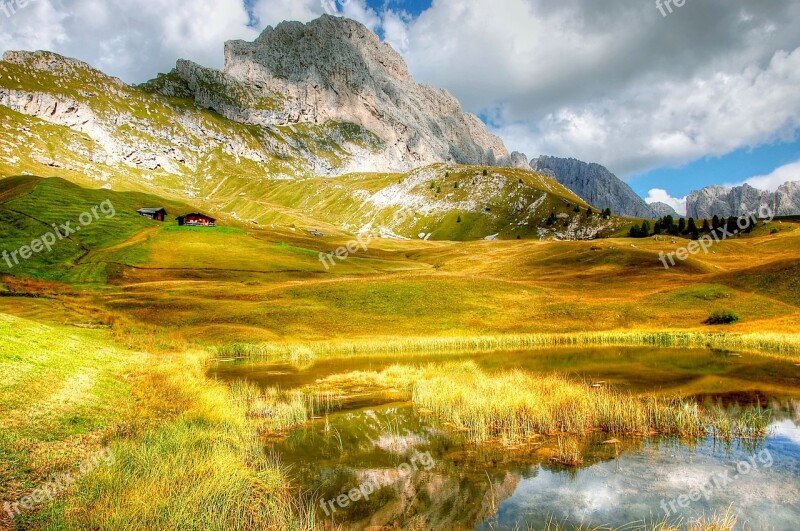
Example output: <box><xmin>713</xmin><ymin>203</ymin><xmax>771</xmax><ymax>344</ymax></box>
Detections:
<box><xmin>3</xmin><ymin>177</ymin><xmax>800</xmax><ymax>347</ymax></box>
<box><xmin>0</xmin><ymin>177</ymin><xmax>194</xmax><ymax>282</ymax></box>
<box><xmin>0</xmin><ymin>301</ymin><xmax>314</xmax><ymax>530</ymax></box>
<box><xmin>1</xmin><ymin>176</ymin><xmax>799</xmax><ymax>530</ymax></box>
<box><xmin>0</xmin><ymin>311</ymin><xmax>133</xmax><ymax>528</ymax></box>
<box><xmin>0</xmin><ymin>51</ymin><xmax>632</xmax><ymax>242</ymax></box>
<box><xmin>91</xmin><ymin>221</ymin><xmax>800</xmax><ymax>349</ymax></box>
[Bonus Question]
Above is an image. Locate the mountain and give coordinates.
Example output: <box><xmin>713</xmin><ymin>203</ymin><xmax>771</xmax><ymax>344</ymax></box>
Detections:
<box><xmin>648</xmin><ymin>202</ymin><xmax>682</xmax><ymax>219</ymax></box>
<box><xmin>529</xmin><ymin>156</ymin><xmax>655</xmax><ymax>219</ymax></box>
<box><xmin>686</xmin><ymin>181</ymin><xmax>800</xmax><ymax>219</ymax></box>
<box><xmin>150</xmin><ymin>15</ymin><xmax>510</xmax><ymax>174</ymax></box>
<box><xmin>0</xmin><ymin>18</ymin><xmax>627</xmax><ymax>242</ymax></box>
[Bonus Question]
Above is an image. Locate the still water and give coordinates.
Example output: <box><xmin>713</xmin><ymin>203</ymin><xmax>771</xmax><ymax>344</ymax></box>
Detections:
<box><xmin>211</xmin><ymin>347</ymin><xmax>800</xmax><ymax>530</ymax></box>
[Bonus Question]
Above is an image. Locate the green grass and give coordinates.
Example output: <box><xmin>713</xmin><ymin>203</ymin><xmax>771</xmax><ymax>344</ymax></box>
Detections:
<box><xmin>0</xmin><ymin>312</ymin><xmax>134</xmax><ymax>527</ymax></box>
<box><xmin>0</xmin><ymin>177</ymin><xmax>191</xmax><ymax>280</ymax></box>
<box><xmin>0</xmin><ymin>304</ymin><xmax>315</xmax><ymax>530</ymax></box>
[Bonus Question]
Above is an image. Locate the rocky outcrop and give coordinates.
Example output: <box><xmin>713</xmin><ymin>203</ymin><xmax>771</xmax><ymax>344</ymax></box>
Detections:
<box><xmin>501</xmin><ymin>151</ymin><xmax>531</xmax><ymax>169</ymax></box>
<box><xmin>648</xmin><ymin>202</ymin><xmax>682</xmax><ymax>219</ymax></box>
<box><xmin>212</xmin><ymin>15</ymin><xmax>509</xmax><ymax>173</ymax></box>
<box><xmin>686</xmin><ymin>181</ymin><xmax>800</xmax><ymax>219</ymax></box>
<box><xmin>529</xmin><ymin>156</ymin><xmax>655</xmax><ymax>218</ymax></box>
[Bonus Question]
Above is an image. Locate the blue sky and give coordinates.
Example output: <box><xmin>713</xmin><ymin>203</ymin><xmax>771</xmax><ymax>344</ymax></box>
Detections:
<box><xmin>3</xmin><ymin>0</ymin><xmax>799</xmax><ymax>215</ymax></box>
<box><xmin>631</xmin><ymin>137</ymin><xmax>800</xmax><ymax>201</ymax></box>
<box><xmin>352</xmin><ymin>0</ymin><xmax>800</xmax><ymax>210</ymax></box>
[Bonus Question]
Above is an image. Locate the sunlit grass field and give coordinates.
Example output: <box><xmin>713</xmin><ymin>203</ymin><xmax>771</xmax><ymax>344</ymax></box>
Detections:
<box><xmin>2</xmin><ymin>176</ymin><xmax>799</xmax><ymax>529</ymax></box>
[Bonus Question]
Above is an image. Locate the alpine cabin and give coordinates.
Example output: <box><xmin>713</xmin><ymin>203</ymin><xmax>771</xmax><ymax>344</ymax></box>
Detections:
<box><xmin>137</xmin><ymin>208</ymin><xmax>167</xmax><ymax>222</ymax></box>
<box><xmin>176</xmin><ymin>212</ymin><xmax>216</xmax><ymax>227</ymax></box>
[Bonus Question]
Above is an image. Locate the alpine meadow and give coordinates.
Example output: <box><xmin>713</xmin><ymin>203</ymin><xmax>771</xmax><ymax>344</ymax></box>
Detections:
<box><xmin>2</xmin><ymin>3</ymin><xmax>800</xmax><ymax>531</ymax></box>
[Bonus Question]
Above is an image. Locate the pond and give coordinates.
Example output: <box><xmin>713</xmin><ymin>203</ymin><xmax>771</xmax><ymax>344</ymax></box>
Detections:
<box><xmin>210</xmin><ymin>347</ymin><xmax>800</xmax><ymax>530</ymax></box>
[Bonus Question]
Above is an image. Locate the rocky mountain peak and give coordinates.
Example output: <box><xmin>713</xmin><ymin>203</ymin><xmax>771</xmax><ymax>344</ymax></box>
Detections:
<box><xmin>213</xmin><ymin>15</ymin><xmax>510</xmax><ymax>173</ymax></box>
<box><xmin>686</xmin><ymin>180</ymin><xmax>800</xmax><ymax>219</ymax></box>
<box><xmin>648</xmin><ymin>202</ymin><xmax>682</xmax><ymax>219</ymax></box>
<box><xmin>530</xmin><ymin>156</ymin><xmax>656</xmax><ymax>219</ymax></box>
<box><xmin>226</xmin><ymin>15</ymin><xmax>414</xmax><ymax>88</ymax></box>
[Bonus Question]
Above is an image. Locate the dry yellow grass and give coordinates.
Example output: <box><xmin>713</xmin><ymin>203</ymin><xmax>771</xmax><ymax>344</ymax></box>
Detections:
<box><xmin>411</xmin><ymin>362</ymin><xmax>769</xmax><ymax>444</ymax></box>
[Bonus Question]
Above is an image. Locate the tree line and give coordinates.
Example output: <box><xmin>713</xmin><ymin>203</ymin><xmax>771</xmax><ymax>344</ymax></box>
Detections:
<box><xmin>629</xmin><ymin>214</ymin><xmax>755</xmax><ymax>240</ymax></box>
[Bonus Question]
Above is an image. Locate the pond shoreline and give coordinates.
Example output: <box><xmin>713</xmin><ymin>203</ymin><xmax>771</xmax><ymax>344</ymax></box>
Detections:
<box><xmin>214</xmin><ymin>330</ymin><xmax>800</xmax><ymax>362</ymax></box>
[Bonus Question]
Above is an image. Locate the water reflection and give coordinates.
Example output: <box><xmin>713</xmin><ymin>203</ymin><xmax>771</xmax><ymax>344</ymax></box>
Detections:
<box><xmin>210</xmin><ymin>347</ymin><xmax>800</xmax><ymax>529</ymax></box>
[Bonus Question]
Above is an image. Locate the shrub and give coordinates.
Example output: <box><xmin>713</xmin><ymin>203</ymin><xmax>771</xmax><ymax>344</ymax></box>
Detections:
<box><xmin>705</xmin><ymin>310</ymin><xmax>740</xmax><ymax>325</ymax></box>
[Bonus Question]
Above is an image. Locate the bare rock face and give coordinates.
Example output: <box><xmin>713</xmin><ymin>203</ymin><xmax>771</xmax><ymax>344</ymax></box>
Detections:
<box><xmin>530</xmin><ymin>155</ymin><xmax>656</xmax><ymax>218</ymax></box>
<box><xmin>501</xmin><ymin>151</ymin><xmax>531</xmax><ymax>169</ymax></box>
<box><xmin>648</xmin><ymin>201</ymin><xmax>682</xmax><ymax>219</ymax></box>
<box><xmin>219</xmin><ymin>15</ymin><xmax>509</xmax><ymax>173</ymax></box>
<box><xmin>686</xmin><ymin>181</ymin><xmax>800</xmax><ymax>218</ymax></box>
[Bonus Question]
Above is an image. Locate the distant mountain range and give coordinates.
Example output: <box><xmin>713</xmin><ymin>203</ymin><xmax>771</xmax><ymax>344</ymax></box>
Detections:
<box><xmin>686</xmin><ymin>181</ymin><xmax>800</xmax><ymax>219</ymax></box>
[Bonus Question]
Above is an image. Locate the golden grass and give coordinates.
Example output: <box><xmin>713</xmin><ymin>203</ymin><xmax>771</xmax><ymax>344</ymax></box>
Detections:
<box><xmin>0</xmin><ymin>304</ymin><xmax>317</xmax><ymax>530</ymax></box>
<box><xmin>217</xmin><ymin>330</ymin><xmax>800</xmax><ymax>362</ymax></box>
<box><xmin>230</xmin><ymin>380</ymin><xmax>342</xmax><ymax>433</ymax></box>
<box><xmin>411</xmin><ymin>362</ymin><xmax>769</xmax><ymax>444</ymax></box>
<box><xmin>50</xmin><ymin>350</ymin><xmax>317</xmax><ymax>530</ymax></box>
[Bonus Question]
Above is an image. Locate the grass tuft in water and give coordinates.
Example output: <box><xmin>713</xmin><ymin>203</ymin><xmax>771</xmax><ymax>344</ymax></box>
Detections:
<box><xmin>411</xmin><ymin>362</ymin><xmax>769</xmax><ymax>443</ymax></box>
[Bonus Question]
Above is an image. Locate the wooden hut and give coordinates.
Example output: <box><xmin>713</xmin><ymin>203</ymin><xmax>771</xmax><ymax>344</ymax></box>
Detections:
<box><xmin>176</xmin><ymin>212</ymin><xmax>216</xmax><ymax>227</ymax></box>
<box><xmin>136</xmin><ymin>208</ymin><xmax>167</xmax><ymax>222</ymax></box>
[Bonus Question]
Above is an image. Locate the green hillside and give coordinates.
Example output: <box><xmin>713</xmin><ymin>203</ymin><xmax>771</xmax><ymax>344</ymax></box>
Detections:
<box><xmin>0</xmin><ymin>177</ymin><xmax>192</xmax><ymax>282</ymax></box>
<box><xmin>0</xmin><ymin>52</ymin><xmax>632</xmax><ymax>243</ymax></box>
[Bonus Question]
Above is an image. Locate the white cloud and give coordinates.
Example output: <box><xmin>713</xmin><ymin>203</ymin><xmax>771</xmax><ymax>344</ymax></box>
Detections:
<box><xmin>645</xmin><ymin>189</ymin><xmax>687</xmax><ymax>216</ymax></box>
<box><xmin>0</xmin><ymin>0</ymin><xmax>259</xmax><ymax>81</ymax></box>
<box><xmin>740</xmin><ymin>160</ymin><xmax>800</xmax><ymax>191</ymax></box>
<box><xmin>1</xmin><ymin>0</ymin><xmax>800</xmax><ymax>186</ymax></box>
<box><xmin>392</xmin><ymin>0</ymin><xmax>800</xmax><ymax>177</ymax></box>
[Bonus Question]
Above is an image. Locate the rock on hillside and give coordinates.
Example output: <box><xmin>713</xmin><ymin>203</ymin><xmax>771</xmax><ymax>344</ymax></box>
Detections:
<box><xmin>0</xmin><ymin>49</ymin><xmax>404</xmax><ymax>194</ymax></box>
<box><xmin>648</xmin><ymin>201</ymin><xmax>682</xmax><ymax>219</ymax></box>
<box><xmin>686</xmin><ymin>181</ymin><xmax>800</xmax><ymax>219</ymax></box>
<box><xmin>530</xmin><ymin>156</ymin><xmax>655</xmax><ymax>219</ymax></box>
<box><xmin>173</xmin><ymin>14</ymin><xmax>510</xmax><ymax>173</ymax></box>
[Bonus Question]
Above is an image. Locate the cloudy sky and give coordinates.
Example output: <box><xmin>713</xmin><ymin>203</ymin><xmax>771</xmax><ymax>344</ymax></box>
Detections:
<box><xmin>2</xmin><ymin>0</ymin><xmax>799</xmax><ymax>214</ymax></box>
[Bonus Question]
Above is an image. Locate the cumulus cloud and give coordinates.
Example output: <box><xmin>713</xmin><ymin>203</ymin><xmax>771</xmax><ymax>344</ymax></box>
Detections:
<box><xmin>390</xmin><ymin>0</ymin><xmax>800</xmax><ymax>177</ymax></box>
<box><xmin>1</xmin><ymin>0</ymin><xmax>799</xmax><ymax>184</ymax></box>
<box><xmin>645</xmin><ymin>189</ymin><xmax>687</xmax><ymax>216</ymax></box>
<box><xmin>738</xmin><ymin>160</ymin><xmax>800</xmax><ymax>191</ymax></box>
<box><xmin>0</xmin><ymin>0</ymin><xmax>259</xmax><ymax>81</ymax></box>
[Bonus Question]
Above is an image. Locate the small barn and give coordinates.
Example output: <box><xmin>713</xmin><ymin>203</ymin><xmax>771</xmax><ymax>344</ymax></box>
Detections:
<box><xmin>176</xmin><ymin>212</ymin><xmax>216</xmax><ymax>227</ymax></box>
<box><xmin>137</xmin><ymin>208</ymin><xmax>167</xmax><ymax>222</ymax></box>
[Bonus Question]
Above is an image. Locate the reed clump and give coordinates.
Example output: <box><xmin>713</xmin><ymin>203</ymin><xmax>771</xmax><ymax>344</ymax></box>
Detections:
<box><xmin>230</xmin><ymin>381</ymin><xmax>343</xmax><ymax>433</ymax></box>
<box><xmin>217</xmin><ymin>330</ymin><xmax>800</xmax><ymax>362</ymax></box>
<box><xmin>411</xmin><ymin>363</ymin><xmax>769</xmax><ymax>444</ymax></box>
